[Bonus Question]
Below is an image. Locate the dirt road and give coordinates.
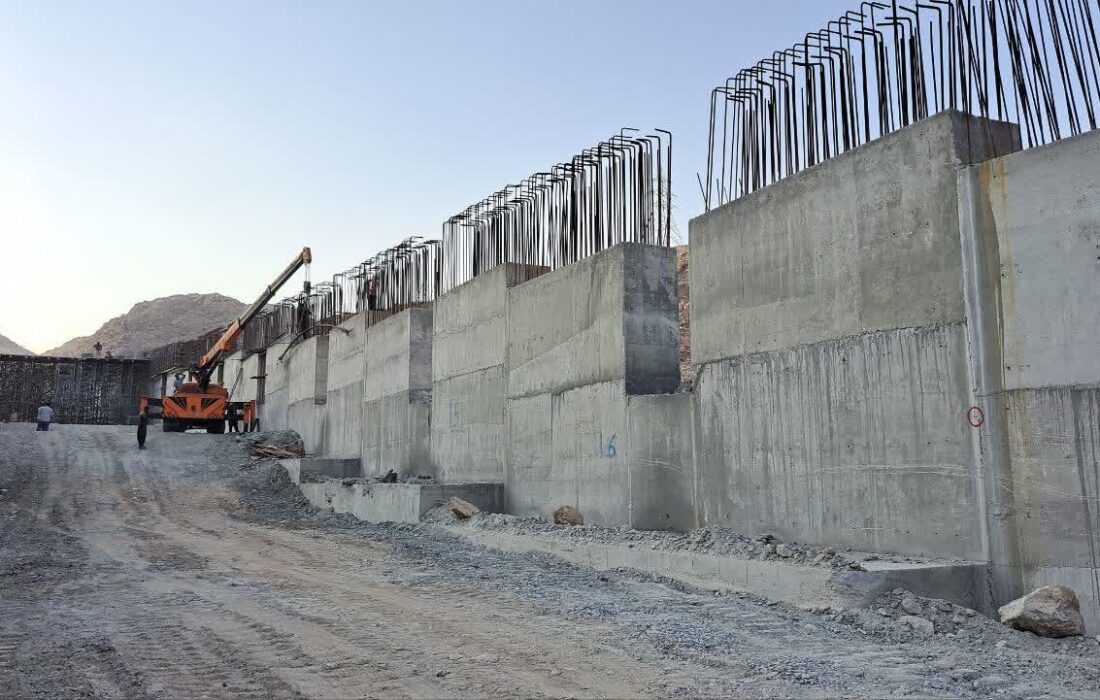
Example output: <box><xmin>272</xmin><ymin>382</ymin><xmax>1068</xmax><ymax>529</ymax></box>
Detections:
<box><xmin>1</xmin><ymin>424</ymin><xmax>1098</xmax><ymax>699</ymax></box>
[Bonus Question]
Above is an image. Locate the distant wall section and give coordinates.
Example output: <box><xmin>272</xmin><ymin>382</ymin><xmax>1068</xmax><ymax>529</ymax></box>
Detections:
<box><xmin>0</xmin><ymin>355</ymin><xmax>149</xmax><ymax>424</ymax></box>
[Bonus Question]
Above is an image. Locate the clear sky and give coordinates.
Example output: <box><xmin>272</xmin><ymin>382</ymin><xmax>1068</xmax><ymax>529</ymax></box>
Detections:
<box><xmin>0</xmin><ymin>0</ymin><xmax>852</xmax><ymax>353</ymax></box>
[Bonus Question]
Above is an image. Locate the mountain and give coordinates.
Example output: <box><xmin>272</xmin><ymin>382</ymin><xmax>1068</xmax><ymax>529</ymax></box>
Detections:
<box><xmin>44</xmin><ymin>293</ymin><xmax>246</xmax><ymax>358</ymax></box>
<box><xmin>0</xmin><ymin>333</ymin><xmax>35</xmax><ymax>356</ymax></box>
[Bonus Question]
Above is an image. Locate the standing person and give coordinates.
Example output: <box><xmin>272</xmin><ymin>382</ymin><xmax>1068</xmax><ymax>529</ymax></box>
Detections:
<box><xmin>227</xmin><ymin>404</ymin><xmax>240</xmax><ymax>434</ymax></box>
<box><xmin>137</xmin><ymin>410</ymin><xmax>148</xmax><ymax>449</ymax></box>
<box><xmin>172</xmin><ymin>374</ymin><xmax>185</xmax><ymax>395</ymax></box>
<box><xmin>36</xmin><ymin>402</ymin><xmax>53</xmax><ymax>431</ymax></box>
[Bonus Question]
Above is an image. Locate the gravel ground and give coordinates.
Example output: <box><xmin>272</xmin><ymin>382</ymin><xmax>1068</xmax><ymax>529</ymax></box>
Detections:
<box><xmin>235</xmin><ymin>441</ymin><xmax>1100</xmax><ymax>699</ymax></box>
<box><xmin>2</xmin><ymin>423</ymin><xmax>1098</xmax><ymax>699</ymax></box>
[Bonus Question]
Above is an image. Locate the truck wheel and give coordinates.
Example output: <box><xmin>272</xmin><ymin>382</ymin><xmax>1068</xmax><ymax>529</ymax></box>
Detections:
<box><xmin>207</xmin><ymin>421</ymin><xmax>226</xmax><ymax>434</ymax></box>
<box><xmin>163</xmin><ymin>419</ymin><xmax>176</xmax><ymax>433</ymax></box>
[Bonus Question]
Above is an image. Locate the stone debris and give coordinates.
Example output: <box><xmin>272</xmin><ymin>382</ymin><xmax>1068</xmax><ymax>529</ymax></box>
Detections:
<box><xmin>898</xmin><ymin>615</ymin><xmax>934</xmax><ymax>637</ymax></box>
<box><xmin>448</xmin><ymin>497</ymin><xmax>479</xmax><ymax>520</ymax></box>
<box><xmin>900</xmin><ymin>595</ymin><xmax>923</xmax><ymax>615</ymax></box>
<box><xmin>998</xmin><ymin>585</ymin><xmax>1086</xmax><ymax>638</ymax></box>
<box><xmin>552</xmin><ymin>505</ymin><xmax>584</xmax><ymax>526</ymax></box>
<box><xmin>463</xmin><ymin>516</ymin><xmax>920</xmax><ymax>572</ymax></box>
<box><xmin>835</xmin><ymin>589</ymin><xmax>989</xmax><ymax>640</ymax></box>
<box><xmin>240</xmin><ymin>430</ymin><xmax>304</xmax><ymax>453</ymax></box>
<box><xmin>240</xmin><ymin>430</ymin><xmax>305</xmax><ymax>459</ymax></box>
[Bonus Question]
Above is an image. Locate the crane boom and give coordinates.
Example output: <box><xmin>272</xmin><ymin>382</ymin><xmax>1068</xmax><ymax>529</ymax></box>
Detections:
<box><xmin>196</xmin><ymin>247</ymin><xmax>312</xmax><ymax>375</ymax></box>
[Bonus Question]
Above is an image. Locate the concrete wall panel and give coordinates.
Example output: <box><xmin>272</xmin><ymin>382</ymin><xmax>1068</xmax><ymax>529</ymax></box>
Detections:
<box><xmin>324</xmin><ymin>313</ymin><xmax>366</xmax><ymax>458</ymax></box>
<box><xmin>363</xmin><ymin>312</ymin><xmax>412</xmax><ymax>403</ymax></box>
<box><xmin>689</xmin><ymin>111</ymin><xmax>1019</xmax><ymax>365</ymax></box>
<box><xmin>239</xmin><ymin>353</ymin><xmax>261</xmax><ymax>403</ymax></box>
<box><xmin>263</xmin><ymin>387</ymin><xmax>288</xmax><ymax>431</ymax></box>
<box><xmin>694</xmin><ymin>324</ymin><xmax>981</xmax><ymax>558</ymax></box>
<box><xmin>507</xmin><ymin>244</ymin><xmax>679</xmax><ymax>399</ymax></box>
<box><xmin>1003</xmin><ymin>387</ymin><xmax>1100</xmax><ymax>626</ymax></box>
<box><xmin>431</xmin><ymin>365</ymin><xmax>506</xmax><ymax>482</ymax></box>
<box><xmin>288</xmin><ymin>399</ymin><xmax>325</xmax><ymax>454</ymax></box>
<box><xmin>504</xmin><ymin>393</ymin><xmax>554</xmax><ymax>516</ymax></box>
<box><xmin>507</xmin><ymin>248</ymin><xmax>627</xmax><ymax>399</ymax></box>
<box><xmin>958</xmin><ymin>126</ymin><xmax>1100</xmax><ymax>627</ymax></box>
<box><xmin>550</xmin><ymin>380</ymin><xmax>631</xmax><ymax>526</ymax></box>
<box><xmin>287</xmin><ymin>335</ymin><xmax>329</xmax><ymax>405</ymax></box>
<box><xmin>626</xmin><ymin>392</ymin><xmax>696</xmax><ymax>531</ymax></box>
<box><xmin>324</xmin><ymin>384</ymin><xmax>363</xmax><ymax>458</ymax></box>
<box><xmin>973</xmin><ymin>130</ymin><xmax>1100</xmax><ymax>391</ymax></box>
<box><xmin>432</xmin><ymin>265</ymin><xmax>509</xmax><ymax>382</ymax></box>
<box><xmin>361</xmin><ymin>392</ymin><xmax>431</xmax><ymax>477</ymax></box>
<box><xmin>326</xmin><ymin>314</ymin><xmax>366</xmax><ymax>392</ymax></box>
<box><xmin>431</xmin><ymin>263</ymin><xmax>542</xmax><ymax>481</ymax></box>
<box><xmin>260</xmin><ymin>339</ymin><xmax>292</xmax><ymax>431</ymax></box>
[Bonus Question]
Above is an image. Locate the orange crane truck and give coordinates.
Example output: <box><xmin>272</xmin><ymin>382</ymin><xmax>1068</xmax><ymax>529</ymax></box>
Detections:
<box><xmin>141</xmin><ymin>247</ymin><xmax>311</xmax><ymax>433</ymax></box>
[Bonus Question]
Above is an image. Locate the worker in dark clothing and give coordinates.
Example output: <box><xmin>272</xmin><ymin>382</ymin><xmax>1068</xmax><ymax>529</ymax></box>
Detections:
<box><xmin>137</xmin><ymin>411</ymin><xmax>148</xmax><ymax>449</ymax></box>
<box><xmin>36</xmin><ymin>402</ymin><xmax>53</xmax><ymax>431</ymax></box>
<box><xmin>227</xmin><ymin>404</ymin><xmax>240</xmax><ymax>433</ymax></box>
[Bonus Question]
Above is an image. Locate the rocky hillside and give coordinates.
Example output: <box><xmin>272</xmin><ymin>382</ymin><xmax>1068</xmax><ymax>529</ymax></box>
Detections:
<box><xmin>45</xmin><ymin>293</ymin><xmax>246</xmax><ymax>358</ymax></box>
<box><xmin>0</xmin><ymin>332</ymin><xmax>34</xmax><ymax>356</ymax></box>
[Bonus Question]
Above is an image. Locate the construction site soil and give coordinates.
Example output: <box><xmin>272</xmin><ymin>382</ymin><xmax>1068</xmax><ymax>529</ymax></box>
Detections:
<box><xmin>1</xmin><ymin>423</ymin><xmax>1097</xmax><ymax>699</ymax></box>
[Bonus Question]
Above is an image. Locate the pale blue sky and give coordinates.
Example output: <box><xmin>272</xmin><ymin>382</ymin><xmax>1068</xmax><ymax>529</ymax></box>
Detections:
<box><xmin>0</xmin><ymin>0</ymin><xmax>851</xmax><ymax>353</ymax></box>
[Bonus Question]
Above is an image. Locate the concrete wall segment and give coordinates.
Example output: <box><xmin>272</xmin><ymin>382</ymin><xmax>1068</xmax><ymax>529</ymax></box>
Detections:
<box><xmin>689</xmin><ymin>110</ymin><xmax>1020</xmax><ymax>366</ymax></box>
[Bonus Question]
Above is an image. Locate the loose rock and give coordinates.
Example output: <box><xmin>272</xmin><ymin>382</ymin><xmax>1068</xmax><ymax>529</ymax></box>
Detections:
<box><xmin>448</xmin><ymin>496</ymin><xmax>480</xmax><ymax>519</ymax></box>
<box><xmin>998</xmin><ymin>585</ymin><xmax>1086</xmax><ymax>638</ymax></box>
<box><xmin>553</xmin><ymin>505</ymin><xmax>584</xmax><ymax>526</ymax></box>
<box><xmin>898</xmin><ymin>615</ymin><xmax>934</xmax><ymax>637</ymax></box>
<box><xmin>900</xmin><ymin>596</ymin><xmax>923</xmax><ymax>615</ymax></box>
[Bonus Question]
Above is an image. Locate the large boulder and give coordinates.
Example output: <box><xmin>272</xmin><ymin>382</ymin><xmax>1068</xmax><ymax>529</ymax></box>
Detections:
<box><xmin>553</xmin><ymin>505</ymin><xmax>584</xmax><ymax>526</ymax></box>
<box><xmin>998</xmin><ymin>585</ymin><xmax>1086</xmax><ymax>637</ymax></box>
<box><xmin>447</xmin><ymin>497</ymin><xmax>479</xmax><ymax>520</ymax></box>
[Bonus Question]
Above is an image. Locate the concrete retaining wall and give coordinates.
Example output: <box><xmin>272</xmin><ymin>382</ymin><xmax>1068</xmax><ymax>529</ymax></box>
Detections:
<box><xmin>263</xmin><ymin>110</ymin><xmax>1100</xmax><ymax>625</ymax></box>
<box><xmin>688</xmin><ymin>111</ymin><xmax>1019</xmax><ymax>560</ymax></box>
<box><xmin>323</xmin><ymin>313</ymin><xmax>366</xmax><ymax>458</ymax></box>
<box><xmin>260</xmin><ymin>339</ymin><xmax>292</xmax><ymax>432</ymax></box>
<box><xmin>286</xmin><ymin>335</ymin><xmax>329</xmax><ymax>453</ymax></box>
<box><xmin>958</xmin><ymin>126</ymin><xmax>1100</xmax><ymax>627</ymax></box>
<box><xmin>504</xmin><ymin>244</ymin><xmax>686</xmax><ymax>527</ymax></box>
<box><xmin>361</xmin><ymin>308</ymin><xmax>433</xmax><ymax>476</ymax></box>
<box><xmin>430</xmin><ymin>265</ymin><xmax>541</xmax><ymax>482</ymax></box>
<box><xmin>239</xmin><ymin>352</ymin><xmax>262</xmax><ymax>404</ymax></box>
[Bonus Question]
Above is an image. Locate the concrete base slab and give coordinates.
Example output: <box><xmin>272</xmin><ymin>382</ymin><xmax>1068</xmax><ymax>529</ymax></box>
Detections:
<box><xmin>280</xmin><ymin>461</ymin><xmax>503</xmax><ymax>524</ymax></box>
<box><xmin>446</xmin><ymin>526</ymin><xmax>987</xmax><ymax>612</ymax></box>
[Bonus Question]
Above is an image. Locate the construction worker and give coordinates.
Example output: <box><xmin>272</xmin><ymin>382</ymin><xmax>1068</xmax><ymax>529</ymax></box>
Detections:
<box><xmin>137</xmin><ymin>410</ymin><xmax>148</xmax><ymax>449</ymax></box>
<box><xmin>227</xmin><ymin>404</ymin><xmax>240</xmax><ymax>433</ymax></box>
<box><xmin>36</xmin><ymin>402</ymin><xmax>53</xmax><ymax>431</ymax></box>
<box><xmin>172</xmin><ymin>374</ymin><xmax>184</xmax><ymax>395</ymax></box>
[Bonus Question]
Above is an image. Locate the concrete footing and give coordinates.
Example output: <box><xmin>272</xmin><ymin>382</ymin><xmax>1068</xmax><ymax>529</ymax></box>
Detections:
<box><xmin>447</xmin><ymin>526</ymin><xmax>988</xmax><ymax>613</ymax></box>
<box><xmin>281</xmin><ymin>456</ymin><xmax>986</xmax><ymax>612</ymax></box>
<box><xmin>280</xmin><ymin>459</ymin><xmax>504</xmax><ymax>524</ymax></box>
